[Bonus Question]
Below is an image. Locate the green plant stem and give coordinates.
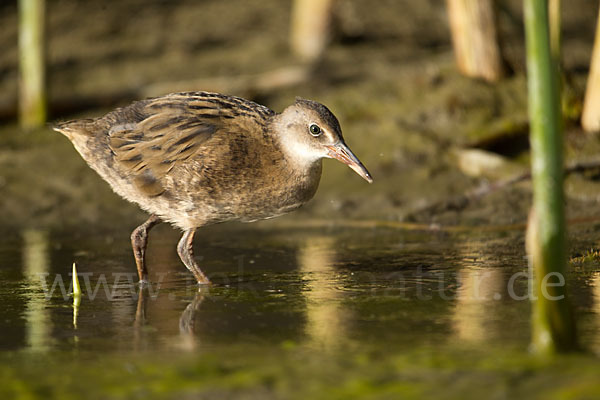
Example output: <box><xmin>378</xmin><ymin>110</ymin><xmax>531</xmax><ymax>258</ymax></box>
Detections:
<box><xmin>524</xmin><ymin>0</ymin><xmax>576</xmax><ymax>354</ymax></box>
<box><xmin>18</xmin><ymin>0</ymin><xmax>46</xmax><ymax>129</ymax></box>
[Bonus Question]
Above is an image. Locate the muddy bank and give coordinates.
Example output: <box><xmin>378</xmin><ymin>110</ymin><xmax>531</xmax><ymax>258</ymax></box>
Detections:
<box><xmin>1</xmin><ymin>0</ymin><xmax>600</xmax><ymax>232</ymax></box>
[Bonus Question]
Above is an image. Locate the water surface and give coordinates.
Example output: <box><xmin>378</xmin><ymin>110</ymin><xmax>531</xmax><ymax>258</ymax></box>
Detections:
<box><xmin>1</xmin><ymin>222</ymin><xmax>600</xmax><ymax>398</ymax></box>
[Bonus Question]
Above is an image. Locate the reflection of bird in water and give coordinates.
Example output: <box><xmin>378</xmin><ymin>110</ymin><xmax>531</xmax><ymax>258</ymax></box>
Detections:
<box><xmin>179</xmin><ymin>292</ymin><xmax>205</xmax><ymax>337</ymax></box>
<box><xmin>55</xmin><ymin>92</ymin><xmax>371</xmax><ymax>285</ymax></box>
<box><xmin>133</xmin><ymin>289</ymin><xmax>147</xmax><ymax>352</ymax></box>
<box><xmin>133</xmin><ymin>288</ymin><xmax>206</xmax><ymax>351</ymax></box>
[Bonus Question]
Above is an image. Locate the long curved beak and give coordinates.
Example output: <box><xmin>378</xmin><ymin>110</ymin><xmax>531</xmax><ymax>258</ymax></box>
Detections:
<box><xmin>325</xmin><ymin>142</ymin><xmax>373</xmax><ymax>183</ymax></box>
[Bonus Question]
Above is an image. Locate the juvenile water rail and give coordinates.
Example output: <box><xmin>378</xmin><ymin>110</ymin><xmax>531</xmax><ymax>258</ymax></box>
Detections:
<box><xmin>54</xmin><ymin>92</ymin><xmax>372</xmax><ymax>284</ymax></box>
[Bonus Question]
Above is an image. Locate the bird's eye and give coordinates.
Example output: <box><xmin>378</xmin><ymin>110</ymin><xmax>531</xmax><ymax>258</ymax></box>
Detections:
<box><xmin>309</xmin><ymin>124</ymin><xmax>322</xmax><ymax>136</ymax></box>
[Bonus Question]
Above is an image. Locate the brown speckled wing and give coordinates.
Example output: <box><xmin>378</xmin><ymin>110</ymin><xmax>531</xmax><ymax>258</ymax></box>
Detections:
<box><xmin>107</xmin><ymin>92</ymin><xmax>274</xmax><ymax>198</ymax></box>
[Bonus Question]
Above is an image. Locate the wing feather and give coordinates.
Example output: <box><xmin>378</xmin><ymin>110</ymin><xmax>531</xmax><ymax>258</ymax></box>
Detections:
<box><xmin>104</xmin><ymin>92</ymin><xmax>273</xmax><ymax>198</ymax></box>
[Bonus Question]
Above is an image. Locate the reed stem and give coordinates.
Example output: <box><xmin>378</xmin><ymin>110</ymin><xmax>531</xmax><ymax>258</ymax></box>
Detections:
<box><xmin>524</xmin><ymin>0</ymin><xmax>577</xmax><ymax>354</ymax></box>
<box><xmin>18</xmin><ymin>0</ymin><xmax>47</xmax><ymax>129</ymax></box>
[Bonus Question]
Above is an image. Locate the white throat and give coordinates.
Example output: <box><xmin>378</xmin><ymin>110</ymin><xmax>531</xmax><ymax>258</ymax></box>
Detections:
<box><xmin>276</xmin><ymin>124</ymin><xmax>326</xmax><ymax>167</ymax></box>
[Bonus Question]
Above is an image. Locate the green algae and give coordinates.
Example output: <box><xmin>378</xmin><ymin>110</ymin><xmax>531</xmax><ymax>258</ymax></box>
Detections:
<box><xmin>1</xmin><ymin>345</ymin><xmax>599</xmax><ymax>400</ymax></box>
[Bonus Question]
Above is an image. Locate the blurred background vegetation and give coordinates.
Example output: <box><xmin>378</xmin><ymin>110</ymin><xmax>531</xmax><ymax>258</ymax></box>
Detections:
<box><xmin>2</xmin><ymin>0</ymin><xmax>600</xmax><ymax>232</ymax></box>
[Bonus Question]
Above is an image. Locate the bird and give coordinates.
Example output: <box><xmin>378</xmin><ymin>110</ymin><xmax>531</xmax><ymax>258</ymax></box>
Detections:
<box><xmin>54</xmin><ymin>91</ymin><xmax>372</xmax><ymax>285</ymax></box>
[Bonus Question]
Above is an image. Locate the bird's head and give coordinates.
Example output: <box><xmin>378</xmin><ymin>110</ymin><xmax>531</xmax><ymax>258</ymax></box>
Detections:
<box><xmin>275</xmin><ymin>98</ymin><xmax>372</xmax><ymax>183</ymax></box>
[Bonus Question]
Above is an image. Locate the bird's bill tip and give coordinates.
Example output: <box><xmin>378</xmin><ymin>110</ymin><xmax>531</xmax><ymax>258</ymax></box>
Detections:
<box><xmin>349</xmin><ymin>163</ymin><xmax>373</xmax><ymax>183</ymax></box>
<box><xmin>326</xmin><ymin>143</ymin><xmax>373</xmax><ymax>183</ymax></box>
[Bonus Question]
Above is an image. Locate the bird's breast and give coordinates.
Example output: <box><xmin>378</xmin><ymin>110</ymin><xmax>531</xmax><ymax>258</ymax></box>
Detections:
<box><xmin>236</xmin><ymin>159</ymin><xmax>323</xmax><ymax>222</ymax></box>
<box><xmin>158</xmin><ymin>142</ymin><xmax>323</xmax><ymax>227</ymax></box>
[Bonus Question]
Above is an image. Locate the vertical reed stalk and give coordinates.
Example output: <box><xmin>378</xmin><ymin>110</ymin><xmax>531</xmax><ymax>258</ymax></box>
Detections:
<box><xmin>290</xmin><ymin>0</ymin><xmax>336</xmax><ymax>62</ymax></box>
<box><xmin>524</xmin><ymin>0</ymin><xmax>577</xmax><ymax>354</ymax></box>
<box><xmin>582</xmin><ymin>7</ymin><xmax>600</xmax><ymax>132</ymax></box>
<box><xmin>18</xmin><ymin>0</ymin><xmax>47</xmax><ymax>129</ymax></box>
<box><xmin>548</xmin><ymin>0</ymin><xmax>561</xmax><ymax>65</ymax></box>
<box><xmin>446</xmin><ymin>0</ymin><xmax>504</xmax><ymax>82</ymax></box>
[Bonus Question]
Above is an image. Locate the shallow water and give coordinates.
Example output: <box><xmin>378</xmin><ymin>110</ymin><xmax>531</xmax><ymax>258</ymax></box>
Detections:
<box><xmin>2</xmin><ymin>222</ymin><xmax>600</xmax><ymax>398</ymax></box>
